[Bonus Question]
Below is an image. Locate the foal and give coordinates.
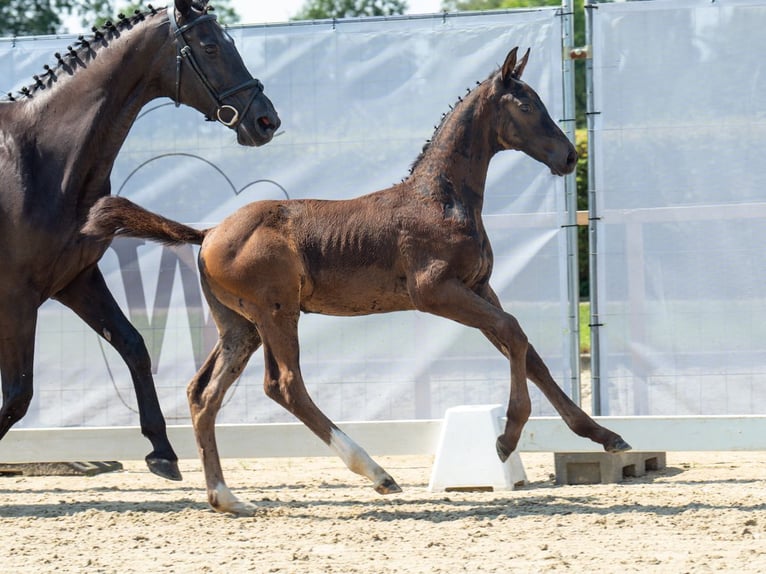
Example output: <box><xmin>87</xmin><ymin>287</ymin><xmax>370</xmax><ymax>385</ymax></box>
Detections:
<box><xmin>84</xmin><ymin>47</ymin><xmax>630</xmax><ymax>515</ymax></box>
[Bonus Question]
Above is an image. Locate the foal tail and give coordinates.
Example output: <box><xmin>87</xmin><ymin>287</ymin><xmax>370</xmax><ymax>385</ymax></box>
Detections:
<box><xmin>82</xmin><ymin>196</ymin><xmax>207</xmax><ymax>246</ymax></box>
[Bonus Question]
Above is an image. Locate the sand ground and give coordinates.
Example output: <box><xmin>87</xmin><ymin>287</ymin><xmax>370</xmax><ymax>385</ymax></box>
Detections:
<box><xmin>1</xmin><ymin>450</ymin><xmax>765</xmax><ymax>573</ymax></box>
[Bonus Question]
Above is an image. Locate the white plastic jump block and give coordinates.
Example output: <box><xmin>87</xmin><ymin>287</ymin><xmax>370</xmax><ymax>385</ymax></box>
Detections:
<box><xmin>428</xmin><ymin>404</ymin><xmax>527</xmax><ymax>492</ymax></box>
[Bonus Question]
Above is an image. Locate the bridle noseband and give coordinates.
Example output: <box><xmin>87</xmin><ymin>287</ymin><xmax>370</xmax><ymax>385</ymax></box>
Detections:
<box><xmin>167</xmin><ymin>3</ymin><xmax>264</xmax><ymax>128</ymax></box>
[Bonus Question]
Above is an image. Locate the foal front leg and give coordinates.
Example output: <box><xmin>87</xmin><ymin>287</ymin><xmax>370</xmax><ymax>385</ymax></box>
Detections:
<box><xmin>478</xmin><ymin>286</ymin><xmax>631</xmax><ymax>457</ymax></box>
<box><xmin>524</xmin><ymin>344</ymin><xmax>631</xmax><ymax>453</ymax></box>
<box><xmin>412</xmin><ymin>279</ymin><xmax>534</xmax><ymax>463</ymax></box>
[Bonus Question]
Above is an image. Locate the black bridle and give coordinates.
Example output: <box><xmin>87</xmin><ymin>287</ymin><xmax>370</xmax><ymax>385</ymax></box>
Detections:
<box><xmin>167</xmin><ymin>2</ymin><xmax>264</xmax><ymax>128</ymax></box>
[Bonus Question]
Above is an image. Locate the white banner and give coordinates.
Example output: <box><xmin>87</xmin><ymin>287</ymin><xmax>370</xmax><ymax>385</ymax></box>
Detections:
<box><xmin>591</xmin><ymin>0</ymin><xmax>766</xmax><ymax>415</ymax></box>
<box><xmin>2</xmin><ymin>9</ymin><xmax>573</xmax><ymax>427</ymax></box>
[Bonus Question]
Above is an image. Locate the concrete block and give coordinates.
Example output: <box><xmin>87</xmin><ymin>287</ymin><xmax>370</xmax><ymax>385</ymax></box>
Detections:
<box><xmin>554</xmin><ymin>451</ymin><xmax>666</xmax><ymax>485</ymax></box>
<box><xmin>429</xmin><ymin>404</ymin><xmax>527</xmax><ymax>492</ymax></box>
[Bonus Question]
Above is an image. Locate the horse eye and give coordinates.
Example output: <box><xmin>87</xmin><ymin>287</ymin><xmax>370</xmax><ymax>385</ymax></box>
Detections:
<box><xmin>519</xmin><ymin>103</ymin><xmax>531</xmax><ymax>113</ymax></box>
<box><xmin>203</xmin><ymin>43</ymin><xmax>219</xmax><ymax>56</ymax></box>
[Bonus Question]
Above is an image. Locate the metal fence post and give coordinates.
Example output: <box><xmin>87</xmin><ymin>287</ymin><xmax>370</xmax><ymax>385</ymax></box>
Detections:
<box><xmin>560</xmin><ymin>0</ymin><xmax>581</xmax><ymax>405</ymax></box>
<box><xmin>585</xmin><ymin>1</ymin><xmax>602</xmax><ymax>415</ymax></box>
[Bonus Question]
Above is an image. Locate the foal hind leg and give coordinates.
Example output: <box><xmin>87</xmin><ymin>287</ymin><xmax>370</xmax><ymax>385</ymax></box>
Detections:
<box><xmin>187</xmin><ymin>325</ymin><xmax>260</xmax><ymax>515</ymax></box>
<box><xmin>478</xmin><ymin>286</ymin><xmax>631</xmax><ymax>458</ymax></box>
<box><xmin>187</xmin><ymin>310</ymin><xmax>262</xmax><ymax>515</ymax></box>
<box><xmin>0</xmin><ymin>302</ymin><xmax>37</xmax><ymax>440</ymax></box>
<box><xmin>54</xmin><ymin>266</ymin><xmax>181</xmax><ymax>480</ymax></box>
<box><xmin>252</xmin><ymin>301</ymin><xmax>400</xmax><ymax>496</ymax></box>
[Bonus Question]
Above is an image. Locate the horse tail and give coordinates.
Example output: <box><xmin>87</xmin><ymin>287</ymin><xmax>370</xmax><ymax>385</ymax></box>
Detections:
<box><xmin>82</xmin><ymin>196</ymin><xmax>207</xmax><ymax>246</ymax></box>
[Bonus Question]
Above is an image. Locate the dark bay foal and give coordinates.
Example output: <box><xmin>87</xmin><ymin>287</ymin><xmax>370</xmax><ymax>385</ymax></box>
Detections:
<box><xmin>84</xmin><ymin>47</ymin><xmax>629</xmax><ymax>514</ymax></box>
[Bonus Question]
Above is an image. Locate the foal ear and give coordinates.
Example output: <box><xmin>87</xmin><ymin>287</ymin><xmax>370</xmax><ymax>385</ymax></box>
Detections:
<box><xmin>513</xmin><ymin>48</ymin><xmax>530</xmax><ymax>79</ymax></box>
<box><xmin>501</xmin><ymin>47</ymin><xmax>530</xmax><ymax>83</ymax></box>
<box><xmin>501</xmin><ymin>47</ymin><xmax>519</xmax><ymax>84</ymax></box>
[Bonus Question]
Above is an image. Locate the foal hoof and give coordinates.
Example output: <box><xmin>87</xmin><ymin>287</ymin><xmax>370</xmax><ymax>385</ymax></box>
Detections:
<box><xmin>374</xmin><ymin>476</ymin><xmax>402</xmax><ymax>495</ymax></box>
<box><xmin>604</xmin><ymin>436</ymin><xmax>632</xmax><ymax>453</ymax></box>
<box><xmin>495</xmin><ymin>437</ymin><xmax>513</xmax><ymax>463</ymax></box>
<box><xmin>146</xmin><ymin>456</ymin><xmax>183</xmax><ymax>481</ymax></box>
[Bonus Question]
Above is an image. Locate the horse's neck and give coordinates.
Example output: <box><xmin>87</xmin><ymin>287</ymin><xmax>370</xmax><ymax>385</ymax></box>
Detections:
<box><xmin>23</xmin><ymin>14</ymin><xmax>169</xmax><ymax>201</ymax></box>
<box><xmin>410</xmin><ymin>92</ymin><xmax>496</xmax><ymax>212</ymax></box>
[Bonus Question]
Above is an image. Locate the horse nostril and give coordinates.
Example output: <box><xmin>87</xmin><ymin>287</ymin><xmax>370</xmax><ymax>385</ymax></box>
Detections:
<box><xmin>567</xmin><ymin>149</ymin><xmax>578</xmax><ymax>167</ymax></box>
<box><xmin>258</xmin><ymin>116</ymin><xmax>274</xmax><ymax>131</ymax></box>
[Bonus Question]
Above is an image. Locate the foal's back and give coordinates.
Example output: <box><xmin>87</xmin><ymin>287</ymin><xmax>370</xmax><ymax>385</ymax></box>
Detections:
<box><xmin>199</xmin><ymin>188</ymin><xmax>427</xmax><ymax>317</ymax></box>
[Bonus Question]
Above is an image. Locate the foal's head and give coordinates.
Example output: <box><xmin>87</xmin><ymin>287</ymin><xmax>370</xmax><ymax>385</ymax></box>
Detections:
<box><xmin>491</xmin><ymin>47</ymin><xmax>576</xmax><ymax>176</ymax></box>
<box><xmin>169</xmin><ymin>0</ymin><xmax>280</xmax><ymax>146</ymax></box>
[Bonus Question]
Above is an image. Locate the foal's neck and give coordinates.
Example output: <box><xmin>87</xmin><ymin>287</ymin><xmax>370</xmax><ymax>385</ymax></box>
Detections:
<box><xmin>409</xmin><ymin>82</ymin><xmax>497</xmax><ymax>210</ymax></box>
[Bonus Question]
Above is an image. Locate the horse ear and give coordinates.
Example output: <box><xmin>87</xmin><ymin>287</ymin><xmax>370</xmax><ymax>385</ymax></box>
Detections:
<box><xmin>174</xmin><ymin>0</ymin><xmax>194</xmax><ymax>16</ymax></box>
<box><xmin>501</xmin><ymin>47</ymin><xmax>519</xmax><ymax>84</ymax></box>
<box><xmin>513</xmin><ymin>48</ymin><xmax>530</xmax><ymax>79</ymax></box>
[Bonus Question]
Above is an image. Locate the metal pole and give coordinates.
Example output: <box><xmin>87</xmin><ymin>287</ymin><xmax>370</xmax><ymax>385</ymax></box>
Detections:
<box><xmin>560</xmin><ymin>0</ymin><xmax>581</xmax><ymax>405</ymax></box>
<box><xmin>585</xmin><ymin>1</ymin><xmax>602</xmax><ymax>415</ymax></box>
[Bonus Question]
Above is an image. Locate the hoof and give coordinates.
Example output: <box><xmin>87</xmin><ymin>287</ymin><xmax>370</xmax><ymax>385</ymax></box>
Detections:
<box><xmin>495</xmin><ymin>436</ymin><xmax>512</xmax><ymax>463</ymax></box>
<box><xmin>215</xmin><ymin>500</ymin><xmax>258</xmax><ymax>517</ymax></box>
<box><xmin>605</xmin><ymin>437</ymin><xmax>632</xmax><ymax>453</ymax></box>
<box><xmin>210</xmin><ymin>483</ymin><xmax>257</xmax><ymax>516</ymax></box>
<box><xmin>146</xmin><ymin>456</ymin><xmax>183</xmax><ymax>481</ymax></box>
<box><xmin>374</xmin><ymin>476</ymin><xmax>402</xmax><ymax>495</ymax></box>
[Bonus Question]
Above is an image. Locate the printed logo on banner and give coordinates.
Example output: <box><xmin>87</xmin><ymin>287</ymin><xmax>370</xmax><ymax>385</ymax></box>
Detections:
<box><xmin>110</xmin><ymin>238</ymin><xmax>216</xmax><ymax>373</ymax></box>
<box><xmin>110</xmin><ymin>154</ymin><xmax>290</xmax><ymax>375</ymax></box>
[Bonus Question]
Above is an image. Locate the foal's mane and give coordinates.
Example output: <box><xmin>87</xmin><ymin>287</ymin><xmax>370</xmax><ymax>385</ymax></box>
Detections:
<box><xmin>3</xmin><ymin>3</ymin><xmax>212</xmax><ymax>103</ymax></box>
<box><xmin>408</xmin><ymin>68</ymin><xmax>497</xmax><ymax>175</ymax></box>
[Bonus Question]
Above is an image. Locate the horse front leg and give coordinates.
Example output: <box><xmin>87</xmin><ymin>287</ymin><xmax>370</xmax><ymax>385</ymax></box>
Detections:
<box><xmin>53</xmin><ymin>265</ymin><xmax>181</xmax><ymax>481</ymax></box>
<box><xmin>478</xmin><ymin>285</ymin><xmax>631</xmax><ymax>457</ymax></box>
<box><xmin>0</xmin><ymin>301</ymin><xmax>38</xmax><ymax>440</ymax></box>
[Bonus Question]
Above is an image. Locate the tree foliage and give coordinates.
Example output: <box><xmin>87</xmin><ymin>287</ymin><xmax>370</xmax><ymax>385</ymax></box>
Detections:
<box><xmin>293</xmin><ymin>0</ymin><xmax>408</xmax><ymax>20</ymax></box>
<box><xmin>0</xmin><ymin>0</ymin><xmax>90</xmax><ymax>36</ymax></box>
<box><xmin>0</xmin><ymin>0</ymin><xmax>239</xmax><ymax>37</ymax></box>
<box><xmin>442</xmin><ymin>0</ymin><xmax>560</xmax><ymax>10</ymax></box>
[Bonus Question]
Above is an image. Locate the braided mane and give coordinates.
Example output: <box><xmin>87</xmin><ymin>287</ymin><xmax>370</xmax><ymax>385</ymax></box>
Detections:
<box><xmin>408</xmin><ymin>69</ymin><xmax>496</xmax><ymax>176</ymax></box>
<box><xmin>3</xmin><ymin>4</ymin><xmax>174</xmax><ymax>102</ymax></box>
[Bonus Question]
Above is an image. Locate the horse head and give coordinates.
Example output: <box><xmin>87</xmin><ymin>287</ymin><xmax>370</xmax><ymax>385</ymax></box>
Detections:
<box><xmin>492</xmin><ymin>47</ymin><xmax>576</xmax><ymax>176</ymax></box>
<box><xmin>169</xmin><ymin>0</ymin><xmax>280</xmax><ymax>146</ymax></box>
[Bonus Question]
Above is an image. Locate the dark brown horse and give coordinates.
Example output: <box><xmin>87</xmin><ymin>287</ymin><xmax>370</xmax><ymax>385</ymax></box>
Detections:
<box><xmin>0</xmin><ymin>0</ymin><xmax>280</xmax><ymax>481</ymax></box>
<box><xmin>84</xmin><ymin>47</ymin><xmax>630</xmax><ymax>514</ymax></box>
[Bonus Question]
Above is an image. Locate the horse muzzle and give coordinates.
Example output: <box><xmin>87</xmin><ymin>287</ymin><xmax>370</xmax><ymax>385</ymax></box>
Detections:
<box><xmin>237</xmin><ymin>112</ymin><xmax>280</xmax><ymax>146</ymax></box>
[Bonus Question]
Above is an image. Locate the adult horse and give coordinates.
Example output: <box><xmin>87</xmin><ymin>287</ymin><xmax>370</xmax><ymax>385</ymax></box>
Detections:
<box><xmin>84</xmin><ymin>47</ymin><xmax>630</xmax><ymax>514</ymax></box>
<box><xmin>0</xmin><ymin>0</ymin><xmax>280</xmax><ymax>481</ymax></box>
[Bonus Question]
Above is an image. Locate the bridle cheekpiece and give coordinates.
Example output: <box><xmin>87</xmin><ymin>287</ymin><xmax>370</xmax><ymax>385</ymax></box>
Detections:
<box><xmin>167</xmin><ymin>2</ymin><xmax>264</xmax><ymax>128</ymax></box>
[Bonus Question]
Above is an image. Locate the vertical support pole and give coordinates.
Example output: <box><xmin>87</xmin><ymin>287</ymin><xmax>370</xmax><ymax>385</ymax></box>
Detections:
<box><xmin>585</xmin><ymin>1</ymin><xmax>602</xmax><ymax>415</ymax></box>
<box><xmin>560</xmin><ymin>0</ymin><xmax>581</xmax><ymax>405</ymax></box>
